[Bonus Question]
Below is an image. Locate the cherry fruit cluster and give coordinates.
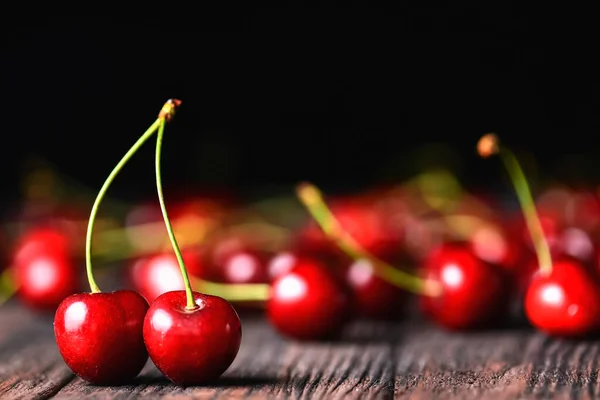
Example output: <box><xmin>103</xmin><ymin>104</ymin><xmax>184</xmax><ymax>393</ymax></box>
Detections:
<box><xmin>1</xmin><ymin>103</ymin><xmax>599</xmax><ymax>387</ymax></box>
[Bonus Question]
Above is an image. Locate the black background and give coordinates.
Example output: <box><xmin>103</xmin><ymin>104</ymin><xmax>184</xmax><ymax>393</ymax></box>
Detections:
<box><xmin>1</xmin><ymin>10</ymin><xmax>598</xmax><ymax>207</ymax></box>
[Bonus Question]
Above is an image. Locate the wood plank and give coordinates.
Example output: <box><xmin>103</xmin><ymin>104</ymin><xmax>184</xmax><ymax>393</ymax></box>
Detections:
<box><xmin>4</xmin><ymin>299</ymin><xmax>600</xmax><ymax>399</ymax></box>
<box><xmin>52</xmin><ymin>316</ymin><xmax>288</xmax><ymax>399</ymax></box>
<box><xmin>0</xmin><ymin>300</ymin><xmax>74</xmax><ymax>400</ymax></box>
<box><xmin>52</xmin><ymin>316</ymin><xmax>397</xmax><ymax>399</ymax></box>
<box><xmin>391</xmin><ymin>319</ymin><xmax>600</xmax><ymax>399</ymax></box>
<box><xmin>394</xmin><ymin>320</ymin><xmax>535</xmax><ymax>399</ymax></box>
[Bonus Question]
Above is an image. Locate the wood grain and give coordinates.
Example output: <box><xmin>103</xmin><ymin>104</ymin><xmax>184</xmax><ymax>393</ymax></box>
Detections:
<box><xmin>2</xmin><ymin>300</ymin><xmax>600</xmax><ymax>399</ymax></box>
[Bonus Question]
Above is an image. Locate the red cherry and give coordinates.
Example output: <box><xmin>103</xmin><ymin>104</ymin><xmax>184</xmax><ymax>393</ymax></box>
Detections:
<box><xmin>126</xmin><ymin>250</ymin><xmax>203</xmax><ymax>304</ymax></box>
<box><xmin>266</xmin><ymin>258</ymin><xmax>353</xmax><ymax>340</ymax></box>
<box><xmin>345</xmin><ymin>258</ymin><xmax>407</xmax><ymax>320</ymax></box>
<box><xmin>524</xmin><ymin>258</ymin><xmax>600</xmax><ymax>337</ymax></box>
<box><xmin>468</xmin><ymin>224</ymin><xmax>525</xmax><ymax>274</ymax></box>
<box><xmin>554</xmin><ymin>227</ymin><xmax>596</xmax><ymax>267</ymax></box>
<box><xmin>13</xmin><ymin>252</ymin><xmax>79</xmax><ymax>311</ymax></box>
<box><xmin>11</xmin><ymin>227</ymin><xmax>79</xmax><ymax>310</ymax></box>
<box><xmin>13</xmin><ymin>227</ymin><xmax>71</xmax><ymax>266</ymax></box>
<box><xmin>54</xmin><ymin>290</ymin><xmax>149</xmax><ymax>384</ymax></box>
<box><xmin>213</xmin><ymin>249</ymin><xmax>270</xmax><ymax>284</ymax></box>
<box><xmin>143</xmin><ymin>291</ymin><xmax>242</xmax><ymax>386</ymax></box>
<box><xmin>267</xmin><ymin>251</ymin><xmax>300</xmax><ymax>281</ymax></box>
<box><xmin>419</xmin><ymin>242</ymin><xmax>510</xmax><ymax>330</ymax></box>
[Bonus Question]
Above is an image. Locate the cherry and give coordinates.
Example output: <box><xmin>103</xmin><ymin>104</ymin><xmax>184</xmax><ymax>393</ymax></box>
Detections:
<box><xmin>54</xmin><ymin>290</ymin><xmax>149</xmax><ymax>384</ymax></box>
<box><xmin>140</xmin><ymin>99</ymin><xmax>243</xmax><ymax>385</ymax></box>
<box><xmin>54</xmin><ymin>99</ymin><xmax>182</xmax><ymax>384</ymax></box>
<box><xmin>468</xmin><ymin>221</ymin><xmax>525</xmax><ymax>274</ymax></box>
<box><xmin>267</xmin><ymin>251</ymin><xmax>300</xmax><ymax>281</ymax></box>
<box><xmin>555</xmin><ymin>226</ymin><xmax>596</xmax><ymax>267</ymax></box>
<box><xmin>266</xmin><ymin>257</ymin><xmax>353</xmax><ymax>340</ymax></box>
<box><xmin>14</xmin><ymin>250</ymin><xmax>79</xmax><ymax>311</ymax></box>
<box><xmin>419</xmin><ymin>241</ymin><xmax>510</xmax><ymax>330</ymax></box>
<box><xmin>143</xmin><ymin>291</ymin><xmax>242</xmax><ymax>385</ymax></box>
<box><xmin>345</xmin><ymin>257</ymin><xmax>408</xmax><ymax>321</ymax></box>
<box><xmin>13</xmin><ymin>226</ymin><xmax>71</xmax><ymax>266</ymax></box>
<box><xmin>478</xmin><ymin>133</ymin><xmax>600</xmax><ymax>337</ymax></box>
<box><xmin>212</xmin><ymin>248</ymin><xmax>270</xmax><ymax>284</ymax></box>
<box><xmin>524</xmin><ymin>257</ymin><xmax>600</xmax><ymax>337</ymax></box>
<box><xmin>11</xmin><ymin>226</ymin><xmax>79</xmax><ymax>311</ymax></box>
<box><xmin>294</xmin><ymin>182</ymin><xmax>447</xmax><ymax>327</ymax></box>
<box><xmin>126</xmin><ymin>250</ymin><xmax>203</xmax><ymax>304</ymax></box>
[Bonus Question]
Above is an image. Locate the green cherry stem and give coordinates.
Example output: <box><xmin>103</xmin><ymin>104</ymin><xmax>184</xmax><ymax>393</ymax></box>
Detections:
<box><xmin>477</xmin><ymin>133</ymin><xmax>552</xmax><ymax>276</ymax></box>
<box><xmin>295</xmin><ymin>182</ymin><xmax>443</xmax><ymax>297</ymax></box>
<box><xmin>154</xmin><ymin>101</ymin><xmax>271</xmax><ymax>307</ymax></box>
<box><xmin>154</xmin><ymin>101</ymin><xmax>200</xmax><ymax>310</ymax></box>
<box><xmin>0</xmin><ymin>268</ymin><xmax>17</xmax><ymax>307</ymax></box>
<box><xmin>85</xmin><ymin>101</ymin><xmax>176</xmax><ymax>293</ymax></box>
<box><xmin>191</xmin><ymin>277</ymin><xmax>270</xmax><ymax>303</ymax></box>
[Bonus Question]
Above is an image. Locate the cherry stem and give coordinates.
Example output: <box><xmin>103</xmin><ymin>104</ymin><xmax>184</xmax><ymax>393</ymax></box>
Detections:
<box><xmin>0</xmin><ymin>268</ymin><xmax>16</xmax><ymax>307</ymax></box>
<box><xmin>154</xmin><ymin>101</ymin><xmax>199</xmax><ymax>310</ymax></box>
<box><xmin>295</xmin><ymin>182</ymin><xmax>443</xmax><ymax>297</ymax></box>
<box><xmin>85</xmin><ymin>116</ymin><xmax>164</xmax><ymax>293</ymax></box>
<box><xmin>477</xmin><ymin>133</ymin><xmax>552</xmax><ymax>275</ymax></box>
<box><xmin>191</xmin><ymin>276</ymin><xmax>270</xmax><ymax>302</ymax></box>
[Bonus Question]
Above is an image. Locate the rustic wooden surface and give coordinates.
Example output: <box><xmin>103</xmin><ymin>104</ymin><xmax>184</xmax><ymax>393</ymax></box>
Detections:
<box><xmin>1</xmin><ymin>299</ymin><xmax>599</xmax><ymax>399</ymax></box>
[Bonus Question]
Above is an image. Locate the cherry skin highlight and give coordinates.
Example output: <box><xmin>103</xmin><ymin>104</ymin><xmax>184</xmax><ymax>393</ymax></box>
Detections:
<box><xmin>212</xmin><ymin>248</ymin><xmax>270</xmax><ymax>284</ymax></box>
<box><xmin>126</xmin><ymin>250</ymin><xmax>202</xmax><ymax>304</ymax></box>
<box><xmin>266</xmin><ymin>258</ymin><xmax>353</xmax><ymax>340</ymax></box>
<box><xmin>14</xmin><ymin>252</ymin><xmax>79</xmax><ymax>311</ymax></box>
<box><xmin>524</xmin><ymin>257</ymin><xmax>600</xmax><ymax>337</ymax></box>
<box><xmin>54</xmin><ymin>290</ymin><xmax>149</xmax><ymax>384</ymax></box>
<box><xmin>143</xmin><ymin>291</ymin><xmax>242</xmax><ymax>386</ymax></box>
<box><xmin>419</xmin><ymin>241</ymin><xmax>510</xmax><ymax>330</ymax></box>
<box><xmin>12</xmin><ymin>227</ymin><xmax>79</xmax><ymax>311</ymax></box>
<box><xmin>13</xmin><ymin>226</ymin><xmax>71</xmax><ymax>267</ymax></box>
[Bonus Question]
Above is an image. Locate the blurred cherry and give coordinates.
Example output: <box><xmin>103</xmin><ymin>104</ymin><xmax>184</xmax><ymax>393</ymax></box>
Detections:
<box><xmin>126</xmin><ymin>249</ymin><xmax>203</xmax><ymax>304</ymax></box>
<box><xmin>11</xmin><ymin>226</ymin><xmax>79</xmax><ymax>310</ymax></box>
<box><xmin>211</xmin><ymin>249</ymin><xmax>270</xmax><ymax>284</ymax></box>
<box><xmin>419</xmin><ymin>241</ymin><xmax>511</xmax><ymax>330</ymax></box>
<box><xmin>525</xmin><ymin>256</ymin><xmax>600</xmax><ymax>337</ymax></box>
<box><xmin>267</xmin><ymin>257</ymin><xmax>353</xmax><ymax>340</ymax></box>
<box><xmin>345</xmin><ymin>258</ymin><xmax>407</xmax><ymax>320</ymax></box>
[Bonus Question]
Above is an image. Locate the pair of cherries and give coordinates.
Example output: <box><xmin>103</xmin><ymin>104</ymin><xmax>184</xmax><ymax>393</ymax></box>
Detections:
<box><xmin>54</xmin><ymin>288</ymin><xmax>241</xmax><ymax>386</ymax></box>
<box><xmin>54</xmin><ymin>99</ymin><xmax>243</xmax><ymax>387</ymax></box>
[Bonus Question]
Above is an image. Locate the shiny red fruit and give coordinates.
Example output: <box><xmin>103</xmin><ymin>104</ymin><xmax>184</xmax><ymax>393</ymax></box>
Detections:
<box><xmin>419</xmin><ymin>242</ymin><xmax>510</xmax><ymax>330</ymax></box>
<box><xmin>214</xmin><ymin>249</ymin><xmax>270</xmax><ymax>284</ymax></box>
<box><xmin>143</xmin><ymin>291</ymin><xmax>242</xmax><ymax>386</ymax></box>
<box><xmin>267</xmin><ymin>251</ymin><xmax>300</xmax><ymax>281</ymax></box>
<box><xmin>266</xmin><ymin>258</ymin><xmax>353</xmax><ymax>340</ymax></box>
<box><xmin>126</xmin><ymin>250</ymin><xmax>203</xmax><ymax>304</ymax></box>
<box><xmin>12</xmin><ymin>227</ymin><xmax>79</xmax><ymax>310</ymax></box>
<box><xmin>54</xmin><ymin>290</ymin><xmax>149</xmax><ymax>384</ymax></box>
<box><xmin>13</xmin><ymin>227</ymin><xmax>71</xmax><ymax>266</ymax></box>
<box><xmin>524</xmin><ymin>258</ymin><xmax>600</xmax><ymax>337</ymax></box>
<box><xmin>346</xmin><ymin>258</ymin><xmax>407</xmax><ymax>320</ymax></box>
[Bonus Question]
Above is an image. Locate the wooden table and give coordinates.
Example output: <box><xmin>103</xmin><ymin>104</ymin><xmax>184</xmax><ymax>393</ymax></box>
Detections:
<box><xmin>1</xmin><ymin>299</ymin><xmax>598</xmax><ymax>399</ymax></box>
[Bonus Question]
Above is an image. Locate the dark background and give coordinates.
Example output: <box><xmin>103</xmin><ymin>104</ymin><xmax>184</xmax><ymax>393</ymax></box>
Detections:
<box><xmin>1</xmin><ymin>10</ymin><xmax>598</xmax><ymax>207</ymax></box>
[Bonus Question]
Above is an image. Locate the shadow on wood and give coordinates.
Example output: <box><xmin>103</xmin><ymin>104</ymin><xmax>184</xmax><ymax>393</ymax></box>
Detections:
<box><xmin>131</xmin><ymin>374</ymin><xmax>280</xmax><ymax>388</ymax></box>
